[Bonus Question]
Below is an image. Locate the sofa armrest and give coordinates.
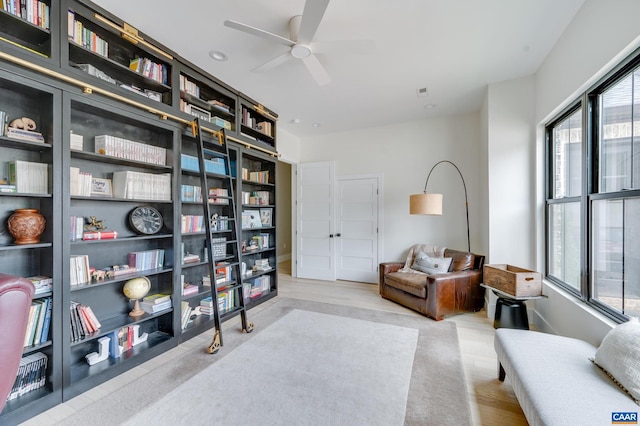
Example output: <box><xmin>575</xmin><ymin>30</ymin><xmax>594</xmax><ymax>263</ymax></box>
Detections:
<box><xmin>425</xmin><ymin>269</ymin><xmax>484</xmax><ymax>320</ymax></box>
<box><xmin>379</xmin><ymin>262</ymin><xmax>404</xmax><ymax>290</ymax></box>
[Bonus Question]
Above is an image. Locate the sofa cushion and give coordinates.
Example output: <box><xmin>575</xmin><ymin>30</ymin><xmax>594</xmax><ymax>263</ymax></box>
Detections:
<box><xmin>411</xmin><ymin>252</ymin><xmax>452</xmax><ymax>275</ymax></box>
<box><xmin>593</xmin><ymin>318</ymin><xmax>640</xmax><ymax>404</ymax></box>
<box><xmin>384</xmin><ymin>272</ymin><xmax>427</xmax><ymax>298</ymax></box>
<box><xmin>445</xmin><ymin>249</ymin><xmax>475</xmax><ymax>272</ymax></box>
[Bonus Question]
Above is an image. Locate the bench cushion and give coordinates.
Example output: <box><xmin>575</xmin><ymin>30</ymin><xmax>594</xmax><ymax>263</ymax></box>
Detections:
<box><xmin>495</xmin><ymin>328</ymin><xmax>638</xmax><ymax>426</ymax></box>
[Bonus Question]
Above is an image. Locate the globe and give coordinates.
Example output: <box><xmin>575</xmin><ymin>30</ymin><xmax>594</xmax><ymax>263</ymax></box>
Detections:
<box><xmin>123</xmin><ymin>277</ymin><xmax>151</xmax><ymax>317</ymax></box>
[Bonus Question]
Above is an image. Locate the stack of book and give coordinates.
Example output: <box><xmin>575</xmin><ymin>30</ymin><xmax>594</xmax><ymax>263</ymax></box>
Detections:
<box><xmin>26</xmin><ymin>275</ymin><xmax>53</xmax><ymax>295</ymax></box>
<box><xmin>140</xmin><ymin>294</ymin><xmax>172</xmax><ymax>314</ymax></box>
<box><xmin>7</xmin><ymin>352</ymin><xmax>48</xmax><ymax>402</ymax></box>
<box><xmin>23</xmin><ymin>297</ymin><xmax>52</xmax><ymax>347</ymax></box>
<box><xmin>208</xmin><ymin>188</ymin><xmax>229</xmax><ymax>204</ymax></box>
<box><xmin>182</xmin><ymin>283</ymin><xmax>199</xmax><ymax>296</ymax></box>
<box><xmin>69</xmin><ymin>301</ymin><xmax>101</xmax><ymax>343</ymax></box>
<box><xmin>199</xmin><ymin>296</ymin><xmax>214</xmax><ymax>316</ymax></box>
<box><xmin>127</xmin><ymin>249</ymin><xmax>165</xmax><ymax>271</ymax></box>
<box><xmin>8</xmin><ymin>160</ymin><xmax>48</xmax><ymax>193</ymax></box>
<box><xmin>4</xmin><ymin>127</ymin><xmax>45</xmax><ymax>143</ymax></box>
<box><xmin>253</xmin><ymin>258</ymin><xmax>271</xmax><ymax>272</ymax></box>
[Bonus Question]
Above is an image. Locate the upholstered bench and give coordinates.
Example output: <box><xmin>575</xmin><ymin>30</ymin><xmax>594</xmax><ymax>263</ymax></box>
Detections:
<box><xmin>495</xmin><ymin>327</ymin><xmax>639</xmax><ymax>426</ymax></box>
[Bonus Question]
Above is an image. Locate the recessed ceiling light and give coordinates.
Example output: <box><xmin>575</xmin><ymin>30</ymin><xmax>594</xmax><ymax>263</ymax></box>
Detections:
<box><xmin>424</xmin><ymin>104</ymin><xmax>437</xmax><ymax>110</ymax></box>
<box><xmin>291</xmin><ymin>118</ymin><xmax>301</xmax><ymax>124</ymax></box>
<box><xmin>312</xmin><ymin>123</ymin><xmax>320</xmax><ymax>127</ymax></box>
<box><xmin>209</xmin><ymin>50</ymin><xmax>228</xmax><ymax>61</ymax></box>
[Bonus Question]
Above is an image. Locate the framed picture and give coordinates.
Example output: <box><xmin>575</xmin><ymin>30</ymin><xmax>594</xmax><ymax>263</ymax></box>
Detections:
<box><xmin>91</xmin><ymin>178</ymin><xmax>113</xmax><ymax>197</ymax></box>
<box><xmin>260</xmin><ymin>208</ymin><xmax>272</xmax><ymax>227</ymax></box>
<box><xmin>242</xmin><ymin>210</ymin><xmax>262</xmax><ymax>229</ymax></box>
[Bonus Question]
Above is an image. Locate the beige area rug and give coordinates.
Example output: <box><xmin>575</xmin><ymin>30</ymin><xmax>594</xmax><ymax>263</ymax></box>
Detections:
<box><xmin>61</xmin><ymin>298</ymin><xmax>472</xmax><ymax>426</ymax></box>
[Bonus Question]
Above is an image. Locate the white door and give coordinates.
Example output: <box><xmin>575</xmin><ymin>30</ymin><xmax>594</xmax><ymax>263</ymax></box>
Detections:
<box><xmin>336</xmin><ymin>177</ymin><xmax>380</xmax><ymax>283</ymax></box>
<box><xmin>296</xmin><ymin>162</ymin><xmax>336</xmax><ymax>280</ymax></box>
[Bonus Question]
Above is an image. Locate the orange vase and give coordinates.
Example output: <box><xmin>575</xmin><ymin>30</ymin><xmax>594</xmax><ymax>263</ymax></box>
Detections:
<box><xmin>7</xmin><ymin>208</ymin><xmax>46</xmax><ymax>244</ymax></box>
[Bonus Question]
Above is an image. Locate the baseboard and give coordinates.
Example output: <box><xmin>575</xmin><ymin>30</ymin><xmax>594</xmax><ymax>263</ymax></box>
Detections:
<box><xmin>277</xmin><ymin>253</ymin><xmax>291</xmax><ymax>263</ymax></box>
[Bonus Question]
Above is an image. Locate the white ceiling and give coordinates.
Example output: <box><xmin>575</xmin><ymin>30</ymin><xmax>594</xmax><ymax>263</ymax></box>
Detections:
<box><xmin>91</xmin><ymin>0</ymin><xmax>585</xmax><ymax>139</ymax></box>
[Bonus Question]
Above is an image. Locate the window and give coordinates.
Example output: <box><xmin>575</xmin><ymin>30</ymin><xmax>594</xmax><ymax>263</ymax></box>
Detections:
<box><xmin>546</xmin><ymin>52</ymin><xmax>640</xmax><ymax>321</ymax></box>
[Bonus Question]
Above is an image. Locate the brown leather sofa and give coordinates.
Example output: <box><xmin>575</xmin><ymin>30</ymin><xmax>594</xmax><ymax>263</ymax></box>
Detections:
<box><xmin>379</xmin><ymin>248</ymin><xmax>485</xmax><ymax>320</ymax></box>
<box><xmin>0</xmin><ymin>273</ymin><xmax>35</xmax><ymax>413</ymax></box>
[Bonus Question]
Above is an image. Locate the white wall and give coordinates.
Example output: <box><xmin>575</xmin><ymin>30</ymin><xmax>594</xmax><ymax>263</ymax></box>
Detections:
<box><xmin>532</xmin><ymin>0</ymin><xmax>640</xmax><ymax>345</ymax></box>
<box><xmin>299</xmin><ymin>114</ymin><xmax>485</xmax><ymax>262</ymax></box>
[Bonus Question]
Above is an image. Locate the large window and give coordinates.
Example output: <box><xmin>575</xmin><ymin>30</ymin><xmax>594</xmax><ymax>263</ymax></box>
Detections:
<box><xmin>546</xmin><ymin>53</ymin><xmax>640</xmax><ymax>321</ymax></box>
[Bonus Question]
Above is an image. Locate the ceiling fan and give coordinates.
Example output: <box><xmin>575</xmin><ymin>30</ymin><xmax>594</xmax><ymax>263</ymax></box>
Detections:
<box><xmin>224</xmin><ymin>0</ymin><xmax>372</xmax><ymax>86</ymax></box>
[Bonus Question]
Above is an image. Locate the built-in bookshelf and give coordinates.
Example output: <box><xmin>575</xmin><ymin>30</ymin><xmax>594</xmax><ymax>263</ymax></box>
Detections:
<box><xmin>63</xmin><ymin>94</ymin><xmax>177</xmax><ymax>399</ymax></box>
<box><xmin>0</xmin><ymin>0</ymin><xmax>278</xmax><ymax>423</ymax></box>
<box><xmin>65</xmin><ymin>2</ymin><xmax>172</xmax><ymax>106</ymax></box>
<box><xmin>0</xmin><ymin>0</ymin><xmax>53</xmax><ymax>59</ymax></box>
<box><xmin>178</xmin><ymin>129</ymin><xmax>244</xmax><ymax>340</ymax></box>
<box><xmin>178</xmin><ymin>67</ymin><xmax>237</xmax><ymax>134</ymax></box>
<box><xmin>0</xmin><ymin>66</ymin><xmax>62</xmax><ymax>423</ymax></box>
<box><xmin>235</xmin><ymin>147</ymin><xmax>278</xmax><ymax>307</ymax></box>
<box><xmin>238</xmin><ymin>95</ymin><xmax>277</xmax><ymax>152</ymax></box>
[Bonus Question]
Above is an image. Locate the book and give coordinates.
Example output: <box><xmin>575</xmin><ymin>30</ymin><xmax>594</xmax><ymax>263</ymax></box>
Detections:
<box><xmin>39</xmin><ymin>297</ymin><xmax>53</xmax><ymax>344</ymax></box>
<box><xmin>143</xmin><ymin>293</ymin><xmax>171</xmax><ymax>305</ymax></box>
<box><xmin>5</xmin><ymin>126</ymin><xmax>45</xmax><ymax>143</ymax></box>
<box><xmin>83</xmin><ymin>230</ymin><xmax>118</xmax><ymax>240</ymax></box>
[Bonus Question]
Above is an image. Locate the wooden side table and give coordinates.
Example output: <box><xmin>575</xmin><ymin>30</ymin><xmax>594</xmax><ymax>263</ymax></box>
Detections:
<box><xmin>481</xmin><ymin>284</ymin><xmax>546</xmax><ymax>330</ymax></box>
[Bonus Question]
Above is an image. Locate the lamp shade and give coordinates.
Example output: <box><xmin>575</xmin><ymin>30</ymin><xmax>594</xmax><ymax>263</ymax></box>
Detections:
<box><xmin>409</xmin><ymin>193</ymin><xmax>443</xmax><ymax>215</ymax></box>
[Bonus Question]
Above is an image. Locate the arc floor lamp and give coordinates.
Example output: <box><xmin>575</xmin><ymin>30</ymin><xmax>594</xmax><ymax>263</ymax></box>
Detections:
<box><xmin>409</xmin><ymin>160</ymin><xmax>471</xmax><ymax>252</ymax></box>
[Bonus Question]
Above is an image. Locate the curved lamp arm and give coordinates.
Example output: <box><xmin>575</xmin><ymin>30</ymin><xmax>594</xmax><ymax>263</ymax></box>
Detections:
<box><xmin>412</xmin><ymin>160</ymin><xmax>470</xmax><ymax>252</ymax></box>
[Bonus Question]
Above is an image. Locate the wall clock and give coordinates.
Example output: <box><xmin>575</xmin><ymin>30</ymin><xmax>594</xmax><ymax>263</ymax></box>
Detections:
<box><xmin>129</xmin><ymin>206</ymin><xmax>163</xmax><ymax>235</ymax></box>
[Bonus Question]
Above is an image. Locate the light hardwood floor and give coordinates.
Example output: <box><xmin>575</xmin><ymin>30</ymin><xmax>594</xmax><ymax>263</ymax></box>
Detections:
<box><xmin>22</xmin><ymin>262</ymin><xmax>528</xmax><ymax>425</ymax></box>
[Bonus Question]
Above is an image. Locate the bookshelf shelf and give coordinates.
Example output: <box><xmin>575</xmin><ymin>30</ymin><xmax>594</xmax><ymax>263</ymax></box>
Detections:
<box><xmin>71</xmin><ymin>150</ymin><xmax>173</xmax><ymax>171</ymax></box>
<box><xmin>0</xmin><ymin>136</ymin><xmax>52</xmax><ymax>150</ymax></box>
<box><xmin>69</xmin><ymin>267</ymin><xmax>173</xmax><ymax>293</ymax></box>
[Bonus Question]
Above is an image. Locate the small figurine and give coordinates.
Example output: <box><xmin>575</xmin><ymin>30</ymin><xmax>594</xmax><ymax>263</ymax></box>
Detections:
<box><xmin>84</xmin><ymin>216</ymin><xmax>107</xmax><ymax>232</ymax></box>
<box><xmin>9</xmin><ymin>117</ymin><xmax>37</xmax><ymax>131</ymax></box>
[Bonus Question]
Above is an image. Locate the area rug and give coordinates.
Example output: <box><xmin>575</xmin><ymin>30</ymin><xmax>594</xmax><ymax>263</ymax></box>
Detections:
<box><xmin>61</xmin><ymin>298</ymin><xmax>472</xmax><ymax>426</ymax></box>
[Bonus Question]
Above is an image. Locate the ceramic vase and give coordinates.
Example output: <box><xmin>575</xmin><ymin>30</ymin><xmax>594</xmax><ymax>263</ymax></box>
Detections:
<box><xmin>7</xmin><ymin>208</ymin><xmax>46</xmax><ymax>244</ymax></box>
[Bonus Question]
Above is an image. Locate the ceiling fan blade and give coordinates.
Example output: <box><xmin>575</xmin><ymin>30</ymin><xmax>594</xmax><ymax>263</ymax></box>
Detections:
<box><xmin>302</xmin><ymin>53</ymin><xmax>331</xmax><ymax>86</ymax></box>
<box><xmin>297</xmin><ymin>0</ymin><xmax>330</xmax><ymax>44</ymax></box>
<box><xmin>252</xmin><ymin>51</ymin><xmax>292</xmax><ymax>73</ymax></box>
<box><xmin>312</xmin><ymin>40</ymin><xmax>376</xmax><ymax>55</ymax></box>
<box><xmin>224</xmin><ymin>20</ymin><xmax>295</xmax><ymax>47</ymax></box>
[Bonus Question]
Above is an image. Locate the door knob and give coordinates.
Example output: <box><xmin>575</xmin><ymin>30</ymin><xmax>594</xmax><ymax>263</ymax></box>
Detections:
<box><xmin>336</xmin><ymin>233</ymin><xmax>341</xmax><ymax>237</ymax></box>
<box><xmin>329</xmin><ymin>234</ymin><xmax>334</xmax><ymax>238</ymax></box>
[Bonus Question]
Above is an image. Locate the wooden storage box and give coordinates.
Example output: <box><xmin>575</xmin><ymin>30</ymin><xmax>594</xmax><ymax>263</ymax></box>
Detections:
<box><xmin>483</xmin><ymin>264</ymin><xmax>542</xmax><ymax>297</ymax></box>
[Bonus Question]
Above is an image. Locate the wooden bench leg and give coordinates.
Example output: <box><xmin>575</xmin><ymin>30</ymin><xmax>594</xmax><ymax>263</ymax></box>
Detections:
<box><xmin>498</xmin><ymin>361</ymin><xmax>506</xmax><ymax>381</ymax></box>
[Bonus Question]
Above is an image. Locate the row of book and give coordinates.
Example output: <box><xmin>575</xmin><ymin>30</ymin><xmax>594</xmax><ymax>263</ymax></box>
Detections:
<box><xmin>6</xmin><ymin>352</ymin><xmax>47</xmax><ymax>402</ymax></box>
<box><xmin>23</xmin><ymin>297</ymin><xmax>52</xmax><ymax>348</ymax></box>
<box><xmin>128</xmin><ymin>249</ymin><xmax>165</xmax><ymax>271</ymax></box>
<box><xmin>180</xmin><ymin>214</ymin><xmax>205</xmax><ymax>233</ymax></box>
<box><xmin>180</xmin><ymin>300</ymin><xmax>193</xmax><ymax>329</ymax></box>
<box><xmin>246</xmin><ymin>234</ymin><xmax>270</xmax><ymax>251</ymax></box>
<box><xmin>112</xmin><ymin>170</ymin><xmax>172</xmax><ymax>201</ymax></box>
<box><xmin>209</xmin><ymin>187</ymin><xmax>229</xmax><ymax>204</ymax></box>
<box><xmin>8</xmin><ymin>160</ymin><xmax>48</xmax><ymax>194</ymax></box>
<box><xmin>95</xmin><ymin>134</ymin><xmax>167</xmax><ymax>166</ymax></box>
<box><xmin>69</xmin><ymin>167</ymin><xmax>94</xmax><ymax>197</ymax></box>
<box><xmin>241</xmin><ymin>168</ymin><xmax>270</xmax><ymax>184</ymax></box>
<box><xmin>241</xmin><ymin>107</ymin><xmax>273</xmax><ymax>137</ymax></box>
<box><xmin>129</xmin><ymin>57</ymin><xmax>169</xmax><ymax>86</ymax></box>
<box><xmin>69</xmin><ymin>301</ymin><xmax>101</xmax><ymax>343</ymax></box>
<box><xmin>108</xmin><ymin>325</ymin><xmax>146</xmax><ymax>358</ymax></box>
<box><xmin>178</xmin><ymin>76</ymin><xmax>233</xmax><ymax>115</ymax></box>
<box><xmin>4</xmin><ymin>0</ymin><xmax>50</xmax><ymax>30</ymax></box>
<box><xmin>180</xmin><ymin>154</ymin><xmax>226</xmax><ymax>175</ymax></box>
<box><xmin>181</xmin><ymin>184</ymin><xmax>203</xmax><ymax>202</ymax></box>
<box><xmin>68</xmin><ymin>10</ymin><xmax>108</xmax><ymax>57</ymax></box>
<box><xmin>69</xmin><ymin>254</ymin><xmax>91</xmax><ymax>286</ymax></box>
<box><xmin>199</xmin><ymin>290</ymin><xmax>236</xmax><ymax>316</ymax></box>
<box><xmin>243</xmin><ymin>275</ymin><xmax>271</xmax><ymax>301</ymax></box>
<box><xmin>241</xmin><ymin>190</ymin><xmax>270</xmax><ymax>205</ymax></box>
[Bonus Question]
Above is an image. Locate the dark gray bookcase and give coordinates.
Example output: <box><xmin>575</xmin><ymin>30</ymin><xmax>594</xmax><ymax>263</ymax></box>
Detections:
<box><xmin>0</xmin><ymin>0</ymin><xmax>278</xmax><ymax>423</ymax></box>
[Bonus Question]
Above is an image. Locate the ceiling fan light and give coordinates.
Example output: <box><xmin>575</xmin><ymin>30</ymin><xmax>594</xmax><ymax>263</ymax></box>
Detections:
<box><xmin>291</xmin><ymin>44</ymin><xmax>312</xmax><ymax>59</ymax></box>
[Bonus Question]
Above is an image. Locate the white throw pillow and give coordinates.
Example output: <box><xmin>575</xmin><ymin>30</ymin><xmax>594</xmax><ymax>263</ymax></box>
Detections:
<box><xmin>593</xmin><ymin>317</ymin><xmax>640</xmax><ymax>404</ymax></box>
<box><xmin>411</xmin><ymin>251</ymin><xmax>452</xmax><ymax>275</ymax></box>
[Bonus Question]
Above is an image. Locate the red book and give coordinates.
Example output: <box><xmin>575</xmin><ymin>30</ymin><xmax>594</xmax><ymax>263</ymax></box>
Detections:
<box><xmin>83</xmin><ymin>230</ymin><xmax>118</xmax><ymax>240</ymax></box>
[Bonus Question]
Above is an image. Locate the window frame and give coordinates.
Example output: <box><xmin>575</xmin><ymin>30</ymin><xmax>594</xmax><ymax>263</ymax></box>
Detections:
<box><xmin>545</xmin><ymin>47</ymin><xmax>640</xmax><ymax>323</ymax></box>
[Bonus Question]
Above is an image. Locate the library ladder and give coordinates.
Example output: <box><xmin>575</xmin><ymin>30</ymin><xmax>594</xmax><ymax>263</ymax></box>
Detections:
<box><xmin>192</xmin><ymin>118</ymin><xmax>253</xmax><ymax>355</ymax></box>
